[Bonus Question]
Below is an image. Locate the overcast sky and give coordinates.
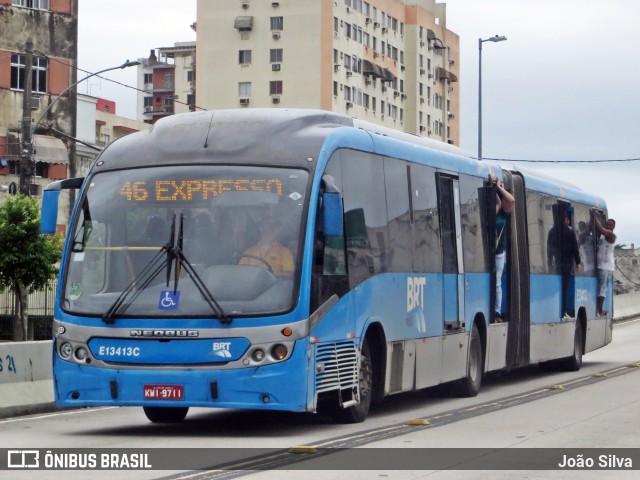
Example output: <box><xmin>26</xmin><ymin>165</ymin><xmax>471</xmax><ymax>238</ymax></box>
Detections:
<box><xmin>78</xmin><ymin>0</ymin><xmax>640</xmax><ymax>246</ymax></box>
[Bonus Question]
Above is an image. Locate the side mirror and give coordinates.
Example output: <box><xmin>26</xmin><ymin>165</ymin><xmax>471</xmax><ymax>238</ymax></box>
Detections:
<box><xmin>41</xmin><ymin>189</ymin><xmax>61</xmax><ymax>234</ymax></box>
<box><xmin>40</xmin><ymin>177</ymin><xmax>85</xmax><ymax>235</ymax></box>
<box><xmin>322</xmin><ymin>192</ymin><xmax>343</xmax><ymax>238</ymax></box>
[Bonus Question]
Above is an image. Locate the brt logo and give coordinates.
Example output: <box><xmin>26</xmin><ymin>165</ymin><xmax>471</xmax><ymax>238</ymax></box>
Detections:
<box><xmin>407</xmin><ymin>277</ymin><xmax>426</xmax><ymax>312</ymax></box>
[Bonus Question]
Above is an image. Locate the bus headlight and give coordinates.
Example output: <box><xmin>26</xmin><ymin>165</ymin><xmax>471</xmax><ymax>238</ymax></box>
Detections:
<box><xmin>251</xmin><ymin>348</ymin><xmax>266</xmax><ymax>362</ymax></box>
<box><xmin>60</xmin><ymin>342</ymin><xmax>73</xmax><ymax>360</ymax></box>
<box><xmin>271</xmin><ymin>344</ymin><xmax>288</xmax><ymax>361</ymax></box>
<box><xmin>75</xmin><ymin>347</ymin><xmax>89</xmax><ymax>361</ymax></box>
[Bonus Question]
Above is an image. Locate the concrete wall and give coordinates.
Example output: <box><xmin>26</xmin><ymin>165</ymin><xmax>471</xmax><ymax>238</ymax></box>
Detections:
<box><xmin>0</xmin><ymin>341</ymin><xmax>53</xmax><ymax>418</ymax></box>
<box><xmin>2</xmin><ymin>293</ymin><xmax>640</xmax><ymax>418</ymax></box>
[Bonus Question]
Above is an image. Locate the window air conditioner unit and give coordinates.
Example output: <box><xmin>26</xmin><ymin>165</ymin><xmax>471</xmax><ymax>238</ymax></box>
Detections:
<box><xmin>30</xmin><ymin>96</ymin><xmax>40</xmax><ymax>110</ymax></box>
<box><xmin>420</xmin><ymin>41</ymin><xmax>425</xmax><ymax>47</ymax></box>
<box><xmin>420</xmin><ymin>97</ymin><xmax>425</xmax><ymax>104</ymax></box>
<box><xmin>428</xmin><ymin>73</ymin><xmax>433</xmax><ymax>79</ymax></box>
<box><xmin>241</xmin><ymin>2</ymin><xmax>249</xmax><ymax>9</ymax></box>
<box><xmin>394</xmin><ymin>91</ymin><xmax>399</xmax><ymax>97</ymax></box>
<box><xmin>381</xmin><ymin>86</ymin><xmax>387</xmax><ymax>92</ymax></box>
<box><xmin>334</xmin><ymin>64</ymin><xmax>340</xmax><ymax>72</ymax></box>
<box><xmin>420</xmin><ymin>125</ymin><xmax>426</xmax><ymax>132</ymax></box>
<box><xmin>346</xmin><ymin>71</ymin><xmax>352</xmax><ymax>76</ymax></box>
<box><xmin>382</xmin><ymin>27</ymin><xmax>388</xmax><ymax>33</ymax></box>
<box><xmin>448</xmin><ymin>112</ymin><xmax>455</xmax><ymax>118</ymax></box>
<box><xmin>401</xmin><ymin>93</ymin><xmax>407</xmax><ymax>99</ymax></box>
<box><xmin>373</xmin><ymin>21</ymin><xmax>380</xmax><ymax>28</ymax></box>
<box><xmin>365</xmin><ymin>79</ymin><xmax>371</xmax><ymax>85</ymax></box>
<box><xmin>239</xmin><ymin>97</ymin><xmax>250</xmax><ymax>105</ymax></box>
<box><xmin>420</xmin><ymin>68</ymin><xmax>425</xmax><ymax>75</ymax></box>
<box><xmin>272</xmin><ymin>97</ymin><xmax>281</xmax><ymax>104</ymax></box>
<box><xmin>346</xmin><ymin>101</ymin><xmax>353</xmax><ymax>108</ymax></box>
<box><xmin>449</xmin><ymin>59</ymin><xmax>455</xmax><ymax>65</ymax></box>
<box><xmin>428</xmin><ymin>130</ymin><xmax>432</xmax><ymax>134</ymax></box>
<box><xmin>272</xmin><ymin>32</ymin><xmax>281</xmax><ymax>39</ymax></box>
<box><xmin>272</xmin><ymin>63</ymin><xmax>281</xmax><ymax>71</ymax></box>
<box><xmin>373</xmin><ymin>52</ymin><xmax>379</xmax><ymax>58</ymax></box>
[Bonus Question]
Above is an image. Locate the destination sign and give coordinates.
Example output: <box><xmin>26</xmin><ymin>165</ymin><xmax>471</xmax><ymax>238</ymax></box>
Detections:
<box><xmin>119</xmin><ymin>179</ymin><xmax>283</xmax><ymax>202</ymax></box>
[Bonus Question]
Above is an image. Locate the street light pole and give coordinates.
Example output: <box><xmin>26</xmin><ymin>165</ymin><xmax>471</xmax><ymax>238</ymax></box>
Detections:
<box><xmin>18</xmin><ymin>59</ymin><xmax>140</xmax><ymax>196</ymax></box>
<box><xmin>31</xmin><ymin>59</ymin><xmax>140</xmax><ymax>137</ymax></box>
<box><xmin>478</xmin><ymin>35</ymin><xmax>507</xmax><ymax>160</ymax></box>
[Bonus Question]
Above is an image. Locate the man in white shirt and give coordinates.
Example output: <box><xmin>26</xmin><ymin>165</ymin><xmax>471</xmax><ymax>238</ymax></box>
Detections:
<box><xmin>595</xmin><ymin>217</ymin><xmax>617</xmax><ymax>317</ymax></box>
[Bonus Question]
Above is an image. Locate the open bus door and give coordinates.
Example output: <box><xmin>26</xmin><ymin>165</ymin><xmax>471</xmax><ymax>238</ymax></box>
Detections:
<box><xmin>504</xmin><ymin>171</ymin><xmax>531</xmax><ymax>368</ymax></box>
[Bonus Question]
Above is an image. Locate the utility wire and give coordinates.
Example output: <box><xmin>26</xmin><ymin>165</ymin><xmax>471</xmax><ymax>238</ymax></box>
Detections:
<box><xmin>474</xmin><ymin>156</ymin><xmax>640</xmax><ymax>164</ymax></box>
<box><xmin>616</xmin><ymin>263</ymin><xmax>640</xmax><ymax>287</ymax></box>
<box><xmin>45</xmin><ymin>56</ymin><xmax>207</xmax><ymax>112</ymax></box>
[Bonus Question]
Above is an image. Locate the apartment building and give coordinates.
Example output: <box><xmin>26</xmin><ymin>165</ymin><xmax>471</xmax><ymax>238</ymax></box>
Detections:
<box><xmin>196</xmin><ymin>0</ymin><xmax>459</xmax><ymax>144</ymax></box>
<box><xmin>136</xmin><ymin>42</ymin><xmax>197</xmax><ymax>124</ymax></box>
<box><xmin>0</xmin><ymin>0</ymin><xmax>78</xmax><ymax>197</ymax></box>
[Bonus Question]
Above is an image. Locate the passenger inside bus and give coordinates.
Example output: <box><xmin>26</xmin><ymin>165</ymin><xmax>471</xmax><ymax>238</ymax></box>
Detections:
<box><xmin>547</xmin><ymin>211</ymin><xmax>581</xmax><ymax>318</ymax></box>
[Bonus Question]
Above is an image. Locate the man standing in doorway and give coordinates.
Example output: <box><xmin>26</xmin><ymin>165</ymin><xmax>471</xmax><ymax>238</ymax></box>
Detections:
<box><xmin>595</xmin><ymin>216</ymin><xmax>617</xmax><ymax>317</ymax></box>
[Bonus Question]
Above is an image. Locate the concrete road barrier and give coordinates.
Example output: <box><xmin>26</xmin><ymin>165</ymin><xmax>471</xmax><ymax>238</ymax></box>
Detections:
<box><xmin>1</xmin><ymin>293</ymin><xmax>639</xmax><ymax>418</ymax></box>
<box><xmin>0</xmin><ymin>341</ymin><xmax>53</xmax><ymax>418</ymax></box>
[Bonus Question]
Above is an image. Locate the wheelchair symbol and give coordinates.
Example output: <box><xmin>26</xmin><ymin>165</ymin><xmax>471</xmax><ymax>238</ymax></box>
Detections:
<box><xmin>159</xmin><ymin>291</ymin><xmax>180</xmax><ymax>310</ymax></box>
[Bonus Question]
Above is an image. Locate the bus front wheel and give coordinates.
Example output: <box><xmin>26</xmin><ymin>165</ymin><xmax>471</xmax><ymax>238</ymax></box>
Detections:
<box><xmin>143</xmin><ymin>406</ymin><xmax>189</xmax><ymax>423</ymax></box>
<box><xmin>329</xmin><ymin>338</ymin><xmax>373</xmax><ymax>423</ymax></box>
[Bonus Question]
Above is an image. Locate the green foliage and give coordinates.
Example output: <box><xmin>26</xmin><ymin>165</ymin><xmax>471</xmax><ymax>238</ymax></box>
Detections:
<box><xmin>0</xmin><ymin>195</ymin><xmax>63</xmax><ymax>293</ymax></box>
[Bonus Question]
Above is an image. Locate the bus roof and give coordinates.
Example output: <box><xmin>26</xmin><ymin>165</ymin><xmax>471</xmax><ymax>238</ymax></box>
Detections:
<box><xmin>91</xmin><ymin>108</ymin><xmax>470</xmax><ymax>174</ymax></box>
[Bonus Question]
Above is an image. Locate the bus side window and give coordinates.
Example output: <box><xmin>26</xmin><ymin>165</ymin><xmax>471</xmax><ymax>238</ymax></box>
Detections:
<box><xmin>411</xmin><ymin>164</ymin><xmax>441</xmax><ymax>273</ymax></box>
<box><xmin>311</xmin><ymin>157</ymin><xmax>349</xmax><ymax>311</ymax></box>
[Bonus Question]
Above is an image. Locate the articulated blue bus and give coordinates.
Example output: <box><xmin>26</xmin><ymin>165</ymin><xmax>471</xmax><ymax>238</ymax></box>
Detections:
<box><xmin>41</xmin><ymin>109</ymin><xmax>612</xmax><ymax>423</ymax></box>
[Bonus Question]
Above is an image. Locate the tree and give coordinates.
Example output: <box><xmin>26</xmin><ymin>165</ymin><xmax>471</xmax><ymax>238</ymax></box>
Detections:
<box><xmin>0</xmin><ymin>195</ymin><xmax>62</xmax><ymax>341</ymax></box>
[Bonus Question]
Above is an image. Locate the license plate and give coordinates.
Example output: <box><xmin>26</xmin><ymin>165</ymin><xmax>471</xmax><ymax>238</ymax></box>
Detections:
<box><xmin>143</xmin><ymin>385</ymin><xmax>184</xmax><ymax>400</ymax></box>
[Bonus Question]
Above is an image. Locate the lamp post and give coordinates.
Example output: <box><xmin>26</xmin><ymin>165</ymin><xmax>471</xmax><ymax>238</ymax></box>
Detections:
<box><xmin>31</xmin><ymin>59</ymin><xmax>140</xmax><ymax>137</ymax></box>
<box><xmin>478</xmin><ymin>35</ymin><xmax>507</xmax><ymax>160</ymax></box>
<box><xmin>19</xmin><ymin>59</ymin><xmax>140</xmax><ymax>195</ymax></box>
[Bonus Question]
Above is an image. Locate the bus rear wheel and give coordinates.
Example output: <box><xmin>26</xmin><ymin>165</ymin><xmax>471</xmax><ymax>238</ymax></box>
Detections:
<box><xmin>559</xmin><ymin>321</ymin><xmax>584</xmax><ymax>372</ymax></box>
<box><xmin>329</xmin><ymin>338</ymin><xmax>373</xmax><ymax>424</ymax></box>
<box><xmin>143</xmin><ymin>406</ymin><xmax>189</xmax><ymax>423</ymax></box>
<box><xmin>455</xmin><ymin>324</ymin><xmax>483</xmax><ymax>397</ymax></box>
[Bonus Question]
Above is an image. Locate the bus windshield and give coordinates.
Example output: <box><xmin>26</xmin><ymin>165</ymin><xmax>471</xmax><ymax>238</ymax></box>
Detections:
<box><xmin>63</xmin><ymin>165</ymin><xmax>309</xmax><ymax>319</ymax></box>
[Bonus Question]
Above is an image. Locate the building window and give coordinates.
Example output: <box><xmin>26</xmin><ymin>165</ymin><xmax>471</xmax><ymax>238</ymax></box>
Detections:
<box><xmin>270</xmin><ymin>81</ymin><xmax>283</xmax><ymax>95</ymax></box>
<box><xmin>239</xmin><ymin>82</ymin><xmax>251</xmax><ymax>97</ymax></box>
<box><xmin>270</xmin><ymin>48</ymin><xmax>283</xmax><ymax>63</ymax></box>
<box><xmin>164</xmin><ymin>73</ymin><xmax>174</xmax><ymax>90</ymax></box>
<box><xmin>10</xmin><ymin>161</ymin><xmax>47</xmax><ymax>177</ymax></box>
<box><xmin>10</xmin><ymin>54</ymin><xmax>47</xmax><ymax>93</ymax></box>
<box><xmin>12</xmin><ymin>0</ymin><xmax>49</xmax><ymax>10</ymax></box>
<box><xmin>143</xmin><ymin>97</ymin><xmax>153</xmax><ymax>110</ymax></box>
<box><xmin>186</xmin><ymin>93</ymin><xmax>195</xmax><ymax>110</ymax></box>
<box><xmin>270</xmin><ymin>16</ymin><xmax>283</xmax><ymax>30</ymax></box>
<box><xmin>164</xmin><ymin>96</ymin><xmax>174</xmax><ymax>109</ymax></box>
<box><xmin>187</xmin><ymin>70</ymin><xmax>195</xmax><ymax>82</ymax></box>
<box><xmin>143</xmin><ymin>73</ymin><xmax>153</xmax><ymax>84</ymax></box>
<box><xmin>239</xmin><ymin>50</ymin><xmax>252</xmax><ymax>65</ymax></box>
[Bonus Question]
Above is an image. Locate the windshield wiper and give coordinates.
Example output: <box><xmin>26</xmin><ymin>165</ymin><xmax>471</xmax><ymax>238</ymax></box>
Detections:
<box><xmin>103</xmin><ymin>213</ymin><xmax>230</xmax><ymax>324</ymax></box>
<box><xmin>171</xmin><ymin>213</ymin><xmax>231</xmax><ymax>324</ymax></box>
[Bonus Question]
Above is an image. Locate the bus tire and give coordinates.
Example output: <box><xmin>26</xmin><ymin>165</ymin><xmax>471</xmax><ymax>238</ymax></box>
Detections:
<box><xmin>560</xmin><ymin>321</ymin><xmax>584</xmax><ymax>372</ymax></box>
<box><xmin>330</xmin><ymin>338</ymin><xmax>373</xmax><ymax>424</ymax></box>
<box><xmin>455</xmin><ymin>324</ymin><xmax>483</xmax><ymax>397</ymax></box>
<box><xmin>143</xmin><ymin>406</ymin><xmax>189</xmax><ymax>423</ymax></box>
